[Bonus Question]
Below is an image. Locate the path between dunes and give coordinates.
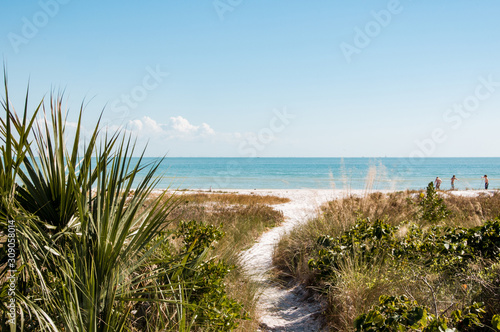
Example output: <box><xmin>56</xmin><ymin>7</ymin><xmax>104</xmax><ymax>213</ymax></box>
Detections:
<box><xmin>234</xmin><ymin>188</ymin><xmax>492</xmax><ymax>331</ymax></box>
<box><xmin>237</xmin><ymin>189</ymin><xmax>381</xmax><ymax>332</ymax></box>
<box><xmin>172</xmin><ymin>188</ymin><xmax>493</xmax><ymax>331</ymax></box>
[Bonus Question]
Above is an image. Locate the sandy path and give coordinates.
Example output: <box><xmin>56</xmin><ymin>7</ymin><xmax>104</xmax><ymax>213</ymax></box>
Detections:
<box><xmin>173</xmin><ymin>188</ymin><xmax>495</xmax><ymax>331</ymax></box>
<box><xmin>237</xmin><ymin>189</ymin><xmax>392</xmax><ymax>331</ymax></box>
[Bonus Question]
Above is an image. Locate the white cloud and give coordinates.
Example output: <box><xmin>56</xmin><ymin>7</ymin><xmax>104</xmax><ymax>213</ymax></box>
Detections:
<box><xmin>33</xmin><ymin>114</ymin><xmax>240</xmax><ymax>157</ymax></box>
<box><xmin>170</xmin><ymin>116</ymin><xmax>199</xmax><ymax>134</ymax></box>
<box><xmin>94</xmin><ymin>115</ymin><xmax>251</xmax><ymax>156</ymax></box>
<box><xmin>129</xmin><ymin>119</ymin><xmax>143</xmax><ymax>131</ymax></box>
<box><xmin>167</xmin><ymin>116</ymin><xmax>216</xmax><ymax>137</ymax></box>
<box><xmin>201</xmin><ymin>123</ymin><xmax>215</xmax><ymax>135</ymax></box>
<box><xmin>118</xmin><ymin>115</ymin><xmax>217</xmax><ymax>140</ymax></box>
<box><xmin>127</xmin><ymin>117</ymin><xmax>165</xmax><ymax>137</ymax></box>
<box><xmin>143</xmin><ymin>116</ymin><xmax>164</xmax><ymax>134</ymax></box>
<box><xmin>167</xmin><ymin>116</ymin><xmax>216</xmax><ymax>138</ymax></box>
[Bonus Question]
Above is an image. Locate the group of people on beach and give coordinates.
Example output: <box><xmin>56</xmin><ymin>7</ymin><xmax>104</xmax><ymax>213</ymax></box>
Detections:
<box><xmin>434</xmin><ymin>175</ymin><xmax>489</xmax><ymax>190</ymax></box>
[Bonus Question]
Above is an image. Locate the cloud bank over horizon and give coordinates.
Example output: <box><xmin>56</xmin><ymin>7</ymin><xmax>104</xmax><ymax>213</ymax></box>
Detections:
<box><xmin>103</xmin><ymin>115</ymin><xmax>245</xmax><ymax>157</ymax></box>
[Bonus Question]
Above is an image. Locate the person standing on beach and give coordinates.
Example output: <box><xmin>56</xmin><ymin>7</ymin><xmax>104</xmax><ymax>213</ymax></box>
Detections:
<box><xmin>451</xmin><ymin>175</ymin><xmax>459</xmax><ymax>190</ymax></box>
<box><xmin>434</xmin><ymin>177</ymin><xmax>442</xmax><ymax>190</ymax></box>
<box><xmin>482</xmin><ymin>175</ymin><xmax>489</xmax><ymax>189</ymax></box>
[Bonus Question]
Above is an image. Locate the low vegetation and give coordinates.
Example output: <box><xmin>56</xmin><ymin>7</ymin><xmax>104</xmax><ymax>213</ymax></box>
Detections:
<box><xmin>163</xmin><ymin>191</ymin><xmax>287</xmax><ymax>331</ymax></box>
<box><xmin>171</xmin><ymin>192</ymin><xmax>290</xmax><ymax>206</ymax></box>
<box><xmin>274</xmin><ymin>183</ymin><xmax>500</xmax><ymax>331</ymax></box>
<box><xmin>0</xmin><ymin>77</ymin><xmax>285</xmax><ymax>331</ymax></box>
<box><xmin>168</xmin><ymin>193</ymin><xmax>287</xmax><ymax>253</ymax></box>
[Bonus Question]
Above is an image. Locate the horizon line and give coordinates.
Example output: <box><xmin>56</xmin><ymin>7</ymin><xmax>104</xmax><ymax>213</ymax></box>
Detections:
<box><xmin>138</xmin><ymin>156</ymin><xmax>500</xmax><ymax>159</ymax></box>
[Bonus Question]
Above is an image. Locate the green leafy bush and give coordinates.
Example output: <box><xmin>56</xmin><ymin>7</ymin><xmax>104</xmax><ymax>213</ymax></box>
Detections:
<box><xmin>310</xmin><ymin>218</ymin><xmax>500</xmax><ymax>278</ymax></box>
<box><xmin>276</xmin><ymin>190</ymin><xmax>500</xmax><ymax>331</ymax></box>
<box><xmin>307</xmin><ymin>216</ymin><xmax>500</xmax><ymax>331</ymax></box>
<box><xmin>354</xmin><ymin>295</ymin><xmax>486</xmax><ymax>332</ymax></box>
<box><xmin>395</xmin><ymin>219</ymin><xmax>500</xmax><ymax>271</ymax></box>
<box><xmin>308</xmin><ymin>218</ymin><xmax>398</xmax><ymax>278</ymax></box>
<box><xmin>165</xmin><ymin>220</ymin><xmax>249</xmax><ymax>331</ymax></box>
<box><xmin>419</xmin><ymin>182</ymin><xmax>450</xmax><ymax>223</ymax></box>
<box><xmin>492</xmin><ymin>314</ymin><xmax>500</xmax><ymax>330</ymax></box>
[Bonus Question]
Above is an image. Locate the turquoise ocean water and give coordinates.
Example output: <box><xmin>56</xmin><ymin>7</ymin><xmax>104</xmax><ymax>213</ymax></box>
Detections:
<box><xmin>134</xmin><ymin>158</ymin><xmax>500</xmax><ymax>191</ymax></box>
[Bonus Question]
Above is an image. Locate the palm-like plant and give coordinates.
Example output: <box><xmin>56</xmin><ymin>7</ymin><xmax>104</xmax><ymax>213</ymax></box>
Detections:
<box><xmin>51</xmin><ymin>141</ymin><xmax>178</xmax><ymax>331</ymax></box>
<box><xmin>0</xmin><ymin>74</ymin><xmax>58</xmax><ymax>330</ymax></box>
<box><xmin>15</xmin><ymin>94</ymin><xmax>115</xmax><ymax>232</ymax></box>
<box><xmin>0</xmin><ymin>75</ymin><xmax>193</xmax><ymax>331</ymax></box>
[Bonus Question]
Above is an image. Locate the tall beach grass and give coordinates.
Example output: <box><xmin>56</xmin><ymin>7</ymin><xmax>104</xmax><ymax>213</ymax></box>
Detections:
<box><xmin>274</xmin><ymin>189</ymin><xmax>500</xmax><ymax>331</ymax></box>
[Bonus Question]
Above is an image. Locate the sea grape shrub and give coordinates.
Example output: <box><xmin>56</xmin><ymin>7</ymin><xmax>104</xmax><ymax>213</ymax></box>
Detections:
<box><xmin>394</xmin><ymin>224</ymin><xmax>473</xmax><ymax>271</ymax></box>
<box><xmin>164</xmin><ymin>220</ymin><xmax>248</xmax><ymax>330</ymax></box>
<box><xmin>176</xmin><ymin>219</ymin><xmax>225</xmax><ymax>256</ymax></box>
<box><xmin>466</xmin><ymin>219</ymin><xmax>500</xmax><ymax>259</ymax></box>
<box><xmin>419</xmin><ymin>182</ymin><xmax>450</xmax><ymax>224</ymax></box>
<box><xmin>354</xmin><ymin>295</ymin><xmax>486</xmax><ymax>332</ymax></box>
<box><xmin>492</xmin><ymin>314</ymin><xmax>500</xmax><ymax>330</ymax></box>
<box><xmin>309</xmin><ymin>218</ymin><xmax>500</xmax><ymax>280</ymax></box>
<box><xmin>354</xmin><ymin>295</ymin><xmax>430</xmax><ymax>331</ymax></box>
<box><xmin>186</xmin><ymin>259</ymin><xmax>248</xmax><ymax>331</ymax></box>
<box><xmin>309</xmin><ymin>217</ymin><xmax>500</xmax><ymax>331</ymax></box>
<box><xmin>396</xmin><ymin>219</ymin><xmax>500</xmax><ymax>271</ymax></box>
<box><xmin>308</xmin><ymin>218</ymin><xmax>398</xmax><ymax>278</ymax></box>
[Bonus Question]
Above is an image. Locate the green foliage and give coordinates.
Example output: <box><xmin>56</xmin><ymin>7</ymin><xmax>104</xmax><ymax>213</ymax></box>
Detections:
<box><xmin>354</xmin><ymin>295</ymin><xmax>485</xmax><ymax>332</ymax></box>
<box><xmin>309</xmin><ymin>218</ymin><xmax>398</xmax><ymax>278</ymax></box>
<box><xmin>168</xmin><ymin>197</ymin><xmax>285</xmax><ymax>331</ymax></box>
<box><xmin>176</xmin><ymin>219</ymin><xmax>225</xmax><ymax>256</ymax></box>
<box><xmin>277</xmin><ymin>190</ymin><xmax>500</xmax><ymax>331</ymax></box>
<box><xmin>167</xmin><ymin>220</ymin><xmax>248</xmax><ymax>331</ymax></box>
<box><xmin>450</xmin><ymin>302</ymin><xmax>486</xmax><ymax>331</ymax></box>
<box><xmin>395</xmin><ymin>219</ymin><xmax>500</xmax><ymax>271</ymax></box>
<box><xmin>310</xmin><ymin>217</ymin><xmax>500</xmax><ymax>279</ymax></box>
<box><xmin>187</xmin><ymin>260</ymin><xmax>248</xmax><ymax>331</ymax></box>
<box><xmin>419</xmin><ymin>182</ymin><xmax>450</xmax><ymax>223</ymax></box>
<box><xmin>354</xmin><ymin>295</ymin><xmax>429</xmax><ymax>331</ymax></box>
<box><xmin>492</xmin><ymin>314</ymin><xmax>500</xmax><ymax>330</ymax></box>
<box><xmin>306</xmin><ymin>213</ymin><xmax>500</xmax><ymax>331</ymax></box>
<box><xmin>0</xmin><ymin>77</ymin><xmax>247</xmax><ymax>331</ymax></box>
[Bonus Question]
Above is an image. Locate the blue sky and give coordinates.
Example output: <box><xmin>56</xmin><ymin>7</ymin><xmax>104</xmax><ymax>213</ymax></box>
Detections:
<box><xmin>1</xmin><ymin>0</ymin><xmax>500</xmax><ymax>157</ymax></box>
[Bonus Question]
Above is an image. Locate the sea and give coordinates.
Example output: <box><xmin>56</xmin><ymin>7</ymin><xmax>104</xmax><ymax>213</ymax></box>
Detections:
<box><xmin>133</xmin><ymin>157</ymin><xmax>500</xmax><ymax>191</ymax></box>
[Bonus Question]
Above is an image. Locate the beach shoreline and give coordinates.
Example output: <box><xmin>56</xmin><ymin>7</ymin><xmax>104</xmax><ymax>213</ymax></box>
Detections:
<box><xmin>157</xmin><ymin>187</ymin><xmax>498</xmax><ymax>198</ymax></box>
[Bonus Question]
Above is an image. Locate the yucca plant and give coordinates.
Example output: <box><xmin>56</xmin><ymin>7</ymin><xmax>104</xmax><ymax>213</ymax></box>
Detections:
<box><xmin>14</xmin><ymin>94</ymin><xmax>117</xmax><ymax>232</ymax></box>
<box><xmin>1</xmin><ymin>73</ymin><xmax>250</xmax><ymax>331</ymax></box>
<box><xmin>53</xmin><ymin>141</ymin><xmax>179</xmax><ymax>331</ymax></box>
<box><xmin>0</xmin><ymin>74</ymin><xmax>58</xmax><ymax>331</ymax></box>
<box><xmin>0</xmin><ymin>75</ymin><xmax>195</xmax><ymax>331</ymax></box>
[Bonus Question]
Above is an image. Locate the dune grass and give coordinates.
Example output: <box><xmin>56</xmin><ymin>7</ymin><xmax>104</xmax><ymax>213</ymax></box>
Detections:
<box><xmin>172</xmin><ymin>192</ymin><xmax>290</xmax><ymax>206</ymax></box>
<box><xmin>155</xmin><ymin>191</ymin><xmax>287</xmax><ymax>331</ymax></box>
<box><xmin>274</xmin><ymin>189</ymin><xmax>500</xmax><ymax>331</ymax></box>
